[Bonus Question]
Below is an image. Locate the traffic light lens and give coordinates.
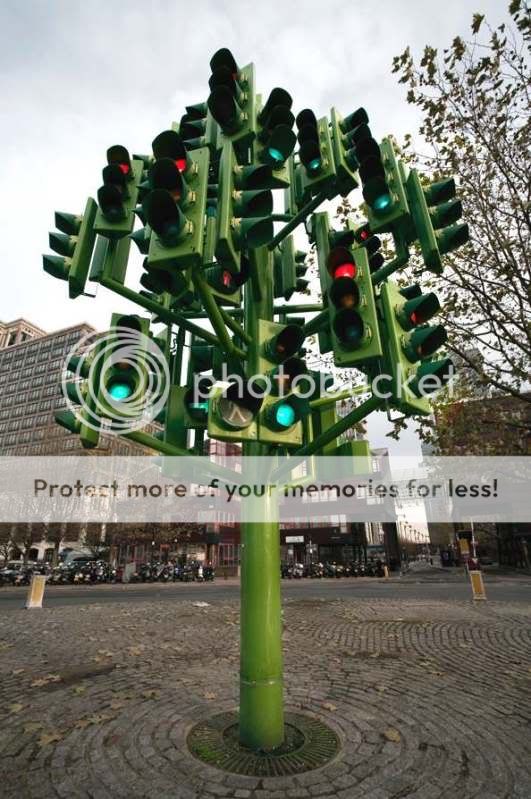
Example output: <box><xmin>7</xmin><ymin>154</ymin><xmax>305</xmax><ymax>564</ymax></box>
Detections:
<box><xmin>222</xmin><ymin>270</ymin><xmax>233</xmax><ymax>288</ymax></box>
<box><xmin>333</xmin><ymin>263</ymin><xmax>356</xmax><ymax>279</ymax></box>
<box><xmin>175</xmin><ymin>158</ymin><xmax>187</xmax><ymax>173</ymax></box>
<box><xmin>309</xmin><ymin>157</ymin><xmax>321</xmax><ymax>171</ymax></box>
<box><xmin>118</xmin><ymin>163</ymin><xmax>130</xmax><ymax>175</ymax></box>
<box><xmin>275</xmin><ymin>403</ymin><xmax>296</xmax><ymax>428</ymax></box>
<box><xmin>268</xmin><ymin>147</ymin><xmax>284</xmax><ymax>163</ymax></box>
<box><xmin>373</xmin><ymin>192</ymin><xmax>392</xmax><ymax>212</ymax></box>
<box><xmin>333</xmin><ymin>310</ymin><xmax>364</xmax><ymax>346</ymax></box>
<box><xmin>108</xmin><ymin>381</ymin><xmax>133</xmax><ymax>401</ymax></box>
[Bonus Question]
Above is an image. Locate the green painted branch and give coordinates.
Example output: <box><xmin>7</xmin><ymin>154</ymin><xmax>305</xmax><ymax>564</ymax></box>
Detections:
<box><xmin>181</xmin><ymin>303</ymin><xmax>323</xmax><ymax>320</ymax></box>
<box><xmin>302</xmin><ymin>309</ymin><xmax>329</xmax><ymax>337</ymax></box>
<box><xmin>101</xmin><ymin>277</ymin><xmax>221</xmax><ymax>347</ymax></box>
<box><xmin>309</xmin><ymin>384</ymin><xmax>371</xmax><ymax>409</ymax></box>
<box><xmin>192</xmin><ymin>270</ymin><xmax>247</xmax><ymax>360</ymax></box>
<box><xmin>267</xmin><ymin>190</ymin><xmax>328</xmax><ymax>251</ymax></box>
<box><xmin>371</xmin><ymin>236</ymin><xmax>409</xmax><ymax>285</ymax></box>
<box><xmin>218</xmin><ymin>305</ymin><xmax>252</xmax><ymax>344</ymax></box>
<box><xmin>275</xmin><ymin>303</ymin><xmax>323</xmax><ymax>315</ymax></box>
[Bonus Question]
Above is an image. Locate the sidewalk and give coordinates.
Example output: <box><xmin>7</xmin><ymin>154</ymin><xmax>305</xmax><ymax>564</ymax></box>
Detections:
<box><xmin>1</xmin><ymin>594</ymin><xmax>530</xmax><ymax>798</ymax></box>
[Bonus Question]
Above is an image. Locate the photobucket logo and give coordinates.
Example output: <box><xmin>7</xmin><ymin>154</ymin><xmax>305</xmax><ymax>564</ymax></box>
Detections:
<box><xmin>61</xmin><ymin>326</ymin><xmax>170</xmax><ymax>435</ymax></box>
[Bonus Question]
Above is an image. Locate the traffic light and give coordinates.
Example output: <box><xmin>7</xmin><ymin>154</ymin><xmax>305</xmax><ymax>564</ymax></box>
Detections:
<box><xmin>142</xmin><ymin>139</ymin><xmax>210</xmax><ymax>271</ymax></box>
<box><xmin>56</xmin><ymin>344</ymin><xmax>104</xmax><ymax>448</ymax></box>
<box><xmin>43</xmin><ymin>197</ymin><xmax>97</xmax><ymax>298</ymax></box>
<box><xmin>329</xmin><ymin>107</ymin><xmax>360</xmax><ymax>196</ymax></box>
<box><xmin>352</xmin><ymin>223</ymin><xmax>385</xmax><ymax>272</ymax></box>
<box><xmin>379</xmin><ymin>281</ymin><xmax>454</xmax><ymax>415</ymax></box>
<box><xmin>215</xmin><ymin>139</ymin><xmax>277</xmax><ymax>272</ymax></box>
<box><xmin>255</xmin><ymin>88</ymin><xmax>296</xmax><ymax>169</ymax></box>
<box><xmin>208</xmin><ymin>380</ymin><xmax>265</xmax><ymax>443</ymax></box>
<box><xmin>346</xmin><ymin>117</ymin><xmax>409</xmax><ymax>231</ymax></box>
<box><xmin>405</xmin><ymin>171</ymin><xmax>469</xmax><ymax>274</ymax></box>
<box><xmin>325</xmin><ymin>241</ymin><xmax>383</xmax><ymax>366</ymax></box>
<box><xmin>256</xmin><ymin>320</ymin><xmax>309</xmax><ymax>446</ymax></box>
<box><xmin>94</xmin><ymin>146</ymin><xmax>143</xmax><ymax>239</ymax></box>
<box><xmin>295</xmin><ymin>109</ymin><xmax>336</xmax><ymax>200</ymax></box>
<box><xmin>207</xmin><ymin>48</ymin><xmax>256</xmax><ymax>147</ymax></box>
<box><xmin>273</xmin><ymin>236</ymin><xmax>309</xmax><ymax>300</ymax></box>
<box><xmin>96</xmin><ymin>314</ymin><xmax>152</xmax><ymax>427</ymax></box>
<box><xmin>178</xmin><ymin>102</ymin><xmax>218</xmax><ymax>152</ymax></box>
<box><xmin>203</xmin><ymin>254</ymin><xmax>249</xmax><ymax>307</ymax></box>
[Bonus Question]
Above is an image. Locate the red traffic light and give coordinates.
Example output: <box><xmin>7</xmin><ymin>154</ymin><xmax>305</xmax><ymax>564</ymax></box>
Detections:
<box><xmin>327</xmin><ymin>247</ymin><xmax>357</xmax><ymax>280</ymax></box>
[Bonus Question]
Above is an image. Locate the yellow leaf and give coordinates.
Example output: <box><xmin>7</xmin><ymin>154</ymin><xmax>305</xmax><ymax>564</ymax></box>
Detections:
<box><xmin>38</xmin><ymin>732</ymin><xmax>62</xmax><ymax>747</ymax></box>
<box><xmin>8</xmin><ymin>703</ymin><xmax>24</xmax><ymax>714</ymax></box>
<box><xmin>204</xmin><ymin>692</ymin><xmax>217</xmax><ymax>700</ymax></box>
<box><xmin>24</xmin><ymin>722</ymin><xmax>43</xmax><ymax>734</ymax></box>
<box><xmin>73</xmin><ymin>686</ymin><xmax>86</xmax><ymax>695</ymax></box>
<box><xmin>322</xmin><ymin>702</ymin><xmax>337</xmax><ymax>712</ymax></box>
<box><xmin>383</xmin><ymin>728</ymin><xmax>401</xmax><ymax>743</ymax></box>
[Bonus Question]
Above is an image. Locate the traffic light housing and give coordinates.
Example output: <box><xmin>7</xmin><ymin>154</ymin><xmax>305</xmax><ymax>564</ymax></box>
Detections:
<box><xmin>255</xmin><ymin>88</ymin><xmax>296</xmax><ymax>170</ymax></box>
<box><xmin>329</xmin><ymin>107</ymin><xmax>360</xmax><ymax>196</ymax></box>
<box><xmin>207</xmin><ymin>48</ymin><xmax>256</xmax><ymax>148</ymax></box>
<box><xmin>256</xmin><ymin>319</ymin><xmax>309</xmax><ymax>447</ymax></box>
<box><xmin>143</xmin><ymin>144</ymin><xmax>210</xmax><ymax>271</ymax></box>
<box><xmin>208</xmin><ymin>380</ymin><xmax>264</xmax><ymax>443</ymax></box>
<box><xmin>325</xmin><ymin>241</ymin><xmax>383</xmax><ymax>367</ymax></box>
<box><xmin>96</xmin><ymin>314</ymin><xmax>152</xmax><ymax>426</ymax></box>
<box><xmin>379</xmin><ymin>281</ymin><xmax>453</xmax><ymax>415</ymax></box>
<box><xmin>295</xmin><ymin>110</ymin><xmax>336</xmax><ymax>201</ymax></box>
<box><xmin>94</xmin><ymin>146</ymin><xmax>143</xmax><ymax>239</ymax></box>
<box><xmin>273</xmin><ymin>236</ymin><xmax>308</xmax><ymax>300</ymax></box>
<box><xmin>352</xmin><ymin>223</ymin><xmax>385</xmax><ymax>273</ymax></box>
<box><xmin>215</xmin><ymin>139</ymin><xmax>277</xmax><ymax>272</ymax></box>
<box><xmin>57</xmin><ymin>344</ymin><xmax>104</xmax><ymax>449</ymax></box>
<box><xmin>43</xmin><ymin>197</ymin><xmax>98</xmax><ymax>299</ymax></box>
<box><xmin>405</xmin><ymin>171</ymin><xmax>469</xmax><ymax>274</ymax></box>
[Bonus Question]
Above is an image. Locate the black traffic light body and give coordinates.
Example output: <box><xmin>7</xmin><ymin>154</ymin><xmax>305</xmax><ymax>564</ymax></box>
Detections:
<box><xmin>255</xmin><ymin>88</ymin><xmax>296</xmax><ymax>178</ymax></box>
<box><xmin>94</xmin><ymin>147</ymin><xmax>143</xmax><ymax>239</ymax></box>
<box><xmin>43</xmin><ymin>197</ymin><xmax>98</xmax><ymax>299</ymax></box>
<box><xmin>313</xmin><ymin>212</ymin><xmax>383</xmax><ymax>368</ymax></box>
<box><xmin>256</xmin><ymin>319</ymin><xmax>309</xmax><ymax>447</ymax></box>
<box><xmin>96</xmin><ymin>313</ymin><xmax>152</xmax><ymax>425</ymax></box>
<box><xmin>144</xmin><ymin>145</ymin><xmax>210</xmax><ymax>271</ymax></box>
<box><xmin>295</xmin><ymin>111</ymin><xmax>336</xmax><ymax>203</ymax></box>
<box><xmin>207</xmin><ymin>49</ymin><xmax>256</xmax><ymax>149</ymax></box>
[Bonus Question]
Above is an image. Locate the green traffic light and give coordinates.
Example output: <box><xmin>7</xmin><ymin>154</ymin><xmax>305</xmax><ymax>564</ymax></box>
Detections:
<box><xmin>373</xmin><ymin>193</ymin><xmax>393</xmax><ymax>213</ymax></box>
<box><xmin>268</xmin><ymin>147</ymin><xmax>284</xmax><ymax>163</ymax></box>
<box><xmin>274</xmin><ymin>403</ymin><xmax>296</xmax><ymax>428</ymax></box>
<box><xmin>108</xmin><ymin>381</ymin><xmax>133</xmax><ymax>401</ymax></box>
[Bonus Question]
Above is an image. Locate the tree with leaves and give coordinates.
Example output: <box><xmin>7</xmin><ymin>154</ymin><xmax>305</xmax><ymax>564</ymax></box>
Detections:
<box><xmin>391</xmin><ymin>1</ymin><xmax>530</xmax><ymax>407</ymax></box>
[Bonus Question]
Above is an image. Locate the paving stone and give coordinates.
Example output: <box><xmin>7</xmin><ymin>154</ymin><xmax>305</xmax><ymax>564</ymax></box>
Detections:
<box><xmin>0</xmin><ymin>595</ymin><xmax>529</xmax><ymax>799</ymax></box>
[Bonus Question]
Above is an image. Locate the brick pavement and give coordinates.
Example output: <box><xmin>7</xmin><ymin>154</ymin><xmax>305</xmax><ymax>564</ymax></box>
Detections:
<box><xmin>0</xmin><ymin>596</ymin><xmax>530</xmax><ymax>798</ymax></box>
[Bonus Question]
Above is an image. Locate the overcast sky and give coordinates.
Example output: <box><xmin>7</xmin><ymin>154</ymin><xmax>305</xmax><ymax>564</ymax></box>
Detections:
<box><xmin>0</xmin><ymin>0</ymin><xmax>507</xmax><ymax>457</ymax></box>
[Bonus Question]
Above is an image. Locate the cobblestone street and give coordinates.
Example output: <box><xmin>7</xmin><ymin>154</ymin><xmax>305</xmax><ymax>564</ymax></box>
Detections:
<box><xmin>1</xmin><ymin>595</ymin><xmax>530</xmax><ymax>798</ymax></box>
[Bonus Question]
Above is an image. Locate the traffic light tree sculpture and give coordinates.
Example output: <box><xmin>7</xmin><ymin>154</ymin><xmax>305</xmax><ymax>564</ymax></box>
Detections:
<box><xmin>43</xmin><ymin>48</ymin><xmax>469</xmax><ymax>756</ymax></box>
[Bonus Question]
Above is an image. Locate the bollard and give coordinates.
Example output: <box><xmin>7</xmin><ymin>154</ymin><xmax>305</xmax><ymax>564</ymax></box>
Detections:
<box><xmin>469</xmin><ymin>569</ymin><xmax>486</xmax><ymax>601</ymax></box>
<box><xmin>25</xmin><ymin>575</ymin><xmax>46</xmax><ymax>609</ymax></box>
<box><xmin>383</xmin><ymin>565</ymin><xmax>389</xmax><ymax>578</ymax></box>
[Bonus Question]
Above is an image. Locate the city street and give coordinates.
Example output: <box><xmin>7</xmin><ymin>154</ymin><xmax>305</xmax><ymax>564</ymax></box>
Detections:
<box><xmin>1</xmin><ymin>567</ymin><xmax>531</xmax><ymax>610</ymax></box>
<box><xmin>1</xmin><ymin>567</ymin><xmax>530</xmax><ymax>799</ymax></box>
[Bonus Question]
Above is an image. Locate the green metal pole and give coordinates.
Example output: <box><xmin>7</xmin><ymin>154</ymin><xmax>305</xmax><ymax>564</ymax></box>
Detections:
<box><xmin>239</xmin><ymin>245</ymin><xmax>284</xmax><ymax>751</ymax></box>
